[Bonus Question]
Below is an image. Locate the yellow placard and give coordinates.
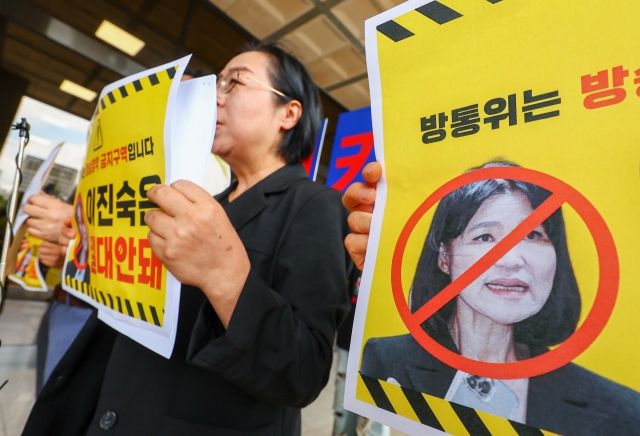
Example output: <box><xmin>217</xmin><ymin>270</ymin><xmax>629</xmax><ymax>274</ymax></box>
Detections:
<box><xmin>10</xmin><ymin>234</ymin><xmax>48</xmax><ymax>291</ymax></box>
<box><xmin>62</xmin><ymin>62</ymin><xmax>185</xmax><ymax>331</ymax></box>
<box><xmin>347</xmin><ymin>1</ymin><xmax>640</xmax><ymax>435</ymax></box>
<box><xmin>61</xmin><ymin>56</ymin><xmax>219</xmax><ymax>358</ymax></box>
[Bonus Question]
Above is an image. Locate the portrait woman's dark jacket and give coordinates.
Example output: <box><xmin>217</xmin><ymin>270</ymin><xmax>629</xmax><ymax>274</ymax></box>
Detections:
<box><xmin>361</xmin><ymin>333</ymin><xmax>640</xmax><ymax>436</ymax></box>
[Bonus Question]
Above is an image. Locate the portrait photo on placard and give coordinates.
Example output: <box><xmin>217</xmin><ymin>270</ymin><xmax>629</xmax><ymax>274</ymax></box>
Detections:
<box><xmin>345</xmin><ymin>1</ymin><xmax>640</xmax><ymax>435</ymax></box>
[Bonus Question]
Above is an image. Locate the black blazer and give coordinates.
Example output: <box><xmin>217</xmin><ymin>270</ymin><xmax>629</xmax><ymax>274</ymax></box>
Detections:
<box><xmin>24</xmin><ymin>164</ymin><xmax>352</xmax><ymax>436</ymax></box>
<box><xmin>361</xmin><ymin>334</ymin><xmax>640</xmax><ymax>436</ymax></box>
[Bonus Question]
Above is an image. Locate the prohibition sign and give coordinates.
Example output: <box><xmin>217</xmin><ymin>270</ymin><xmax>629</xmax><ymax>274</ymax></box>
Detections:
<box><xmin>391</xmin><ymin>166</ymin><xmax>618</xmax><ymax>380</ymax></box>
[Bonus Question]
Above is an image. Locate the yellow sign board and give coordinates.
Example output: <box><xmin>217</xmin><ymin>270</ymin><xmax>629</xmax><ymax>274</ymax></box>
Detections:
<box><xmin>346</xmin><ymin>1</ymin><xmax>640</xmax><ymax>434</ymax></box>
<box><xmin>10</xmin><ymin>234</ymin><xmax>60</xmax><ymax>292</ymax></box>
<box><xmin>62</xmin><ymin>56</ymin><xmax>218</xmax><ymax>357</ymax></box>
<box><xmin>9</xmin><ymin>142</ymin><xmax>64</xmax><ymax>292</ymax></box>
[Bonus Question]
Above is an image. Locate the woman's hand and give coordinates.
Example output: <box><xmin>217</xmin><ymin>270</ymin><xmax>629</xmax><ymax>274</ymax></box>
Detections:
<box><xmin>145</xmin><ymin>180</ymin><xmax>251</xmax><ymax>328</ymax></box>
<box><xmin>39</xmin><ymin>240</ymin><xmax>65</xmax><ymax>268</ymax></box>
<box><xmin>57</xmin><ymin>217</ymin><xmax>75</xmax><ymax>257</ymax></box>
<box><xmin>342</xmin><ymin>162</ymin><xmax>382</xmax><ymax>270</ymax></box>
<box><xmin>23</xmin><ymin>194</ymin><xmax>73</xmax><ymax>242</ymax></box>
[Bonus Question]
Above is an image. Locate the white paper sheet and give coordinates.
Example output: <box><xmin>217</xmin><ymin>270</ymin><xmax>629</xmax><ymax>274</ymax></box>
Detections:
<box><xmin>14</xmin><ymin>142</ymin><xmax>64</xmax><ymax>232</ymax></box>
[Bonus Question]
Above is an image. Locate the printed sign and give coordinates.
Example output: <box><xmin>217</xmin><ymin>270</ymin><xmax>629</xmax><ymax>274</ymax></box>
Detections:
<box><xmin>10</xmin><ymin>233</ymin><xmax>61</xmax><ymax>292</ymax></box>
<box><xmin>345</xmin><ymin>1</ymin><xmax>640</xmax><ymax>435</ymax></box>
<box><xmin>62</xmin><ymin>57</ymin><xmax>218</xmax><ymax>357</ymax></box>
<box><xmin>13</xmin><ymin>143</ymin><xmax>64</xmax><ymax>233</ymax></box>
<box><xmin>326</xmin><ymin>107</ymin><xmax>376</xmax><ymax>192</ymax></box>
<box><xmin>7</xmin><ymin>143</ymin><xmax>64</xmax><ymax>291</ymax></box>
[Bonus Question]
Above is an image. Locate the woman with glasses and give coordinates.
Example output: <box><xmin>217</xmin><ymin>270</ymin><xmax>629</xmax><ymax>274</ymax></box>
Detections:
<box><xmin>23</xmin><ymin>43</ymin><xmax>353</xmax><ymax>436</ymax></box>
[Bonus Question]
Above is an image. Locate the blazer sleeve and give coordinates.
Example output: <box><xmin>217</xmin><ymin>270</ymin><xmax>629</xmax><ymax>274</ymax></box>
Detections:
<box><xmin>186</xmin><ymin>188</ymin><xmax>352</xmax><ymax>408</ymax></box>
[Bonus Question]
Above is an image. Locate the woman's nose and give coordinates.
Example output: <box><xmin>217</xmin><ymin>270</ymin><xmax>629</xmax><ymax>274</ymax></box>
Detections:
<box><xmin>494</xmin><ymin>243</ymin><xmax>526</xmax><ymax>269</ymax></box>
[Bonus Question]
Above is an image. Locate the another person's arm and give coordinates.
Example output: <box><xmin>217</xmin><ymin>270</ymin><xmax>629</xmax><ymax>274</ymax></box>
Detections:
<box><xmin>342</xmin><ymin>162</ymin><xmax>382</xmax><ymax>270</ymax></box>
<box><xmin>19</xmin><ymin>193</ymin><xmax>72</xmax><ymax>267</ymax></box>
<box><xmin>23</xmin><ymin>194</ymin><xmax>73</xmax><ymax>243</ymax></box>
<box><xmin>57</xmin><ymin>217</ymin><xmax>76</xmax><ymax>257</ymax></box>
<box><xmin>38</xmin><ymin>240</ymin><xmax>65</xmax><ymax>268</ymax></box>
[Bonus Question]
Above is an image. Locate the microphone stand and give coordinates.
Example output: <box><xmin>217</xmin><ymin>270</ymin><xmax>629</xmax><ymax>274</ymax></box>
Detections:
<box><xmin>0</xmin><ymin>118</ymin><xmax>30</xmax><ymax>315</ymax></box>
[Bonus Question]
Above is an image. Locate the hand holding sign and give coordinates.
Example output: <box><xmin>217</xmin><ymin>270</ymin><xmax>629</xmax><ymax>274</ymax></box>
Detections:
<box><xmin>58</xmin><ymin>217</ymin><xmax>75</xmax><ymax>257</ymax></box>
<box><xmin>38</xmin><ymin>240</ymin><xmax>65</xmax><ymax>268</ymax></box>
<box><xmin>23</xmin><ymin>194</ymin><xmax>73</xmax><ymax>243</ymax></box>
<box><xmin>145</xmin><ymin>180</ymin><xmax>250</xmax><ymax>328</ymax></box>
<box><xmin>343</xmin><ymin>162</ymin><xmax>382</xmax><ymax>271</ymax></box>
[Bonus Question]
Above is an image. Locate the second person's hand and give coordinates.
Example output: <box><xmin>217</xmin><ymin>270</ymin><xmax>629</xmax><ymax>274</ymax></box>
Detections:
<box><xmin>24</xmin><ymin>193</ymin><xmax>73</xmax><ymax>243</ymax></box>
<box><xmin>342</xmin><ymin>162</ymin><xmax>382</xmax><ymax>270</ymax></box>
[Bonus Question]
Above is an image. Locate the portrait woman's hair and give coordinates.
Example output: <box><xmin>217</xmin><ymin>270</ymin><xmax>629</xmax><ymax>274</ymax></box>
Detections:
<box><xmin>239</xmin><ymin>42</ymin><xmax>322</xmax><ymax>165</ymax></box>
<box><xmin>411</xmin><ymin>162</ymin><xmax>581</xmax><ymax>353</ymax></box>
<box><xmin>73</xmin><ymin>194</ymin><xmax>89</xmax><ymax>269</ymax></box>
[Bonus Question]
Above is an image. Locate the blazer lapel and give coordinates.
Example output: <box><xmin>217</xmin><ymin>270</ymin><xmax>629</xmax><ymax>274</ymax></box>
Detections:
<box><xmin>218</xmin><ymin>164</ymin><xmax>307</xmax><ymax>232</ymax></box>
<box><xmin>405</xmin><ymin>360</ymin><xmax>457</xmax><ymax>398</ymax></box>
<box><xmin>407</xmin><ymin>368</ymin><xmax>455</xmax><ymax>398</ymax></box>
<box><xmin>222</xmin><ymin>183</ymin><xmax>268</xmax><ymax>232</ymax></box>
<box><xmin>403</xmin><ymin>325</ymin><xmax>461</xmax><ymax>398</ymax></box>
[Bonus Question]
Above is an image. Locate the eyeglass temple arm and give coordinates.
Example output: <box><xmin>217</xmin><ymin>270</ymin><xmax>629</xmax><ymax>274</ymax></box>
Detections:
<box><xmin>242</xmin><ymin>74</ymin><xmax>287</xmax><ymax>98</ymax></box>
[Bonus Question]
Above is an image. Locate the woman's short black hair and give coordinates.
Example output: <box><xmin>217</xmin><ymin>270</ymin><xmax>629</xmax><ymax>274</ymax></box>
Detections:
<box><xmin>411</xmin><ymin>162</ymin><xmax>581</xmax><ymax>352</ymax></box>
<box><xmin>239</xmin><ymin>42</ymin><xmax>322</xmax><ymax>165</ymax></box>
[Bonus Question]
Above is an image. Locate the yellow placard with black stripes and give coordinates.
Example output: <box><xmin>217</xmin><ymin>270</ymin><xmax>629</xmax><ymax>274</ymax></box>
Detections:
<box><xmin>359</xmin><ymin>375</ymin><xmax>560</xmax><ymax>436</ymax></box>
<box><xmin>346</xmin><ymin>1</ymin><xmax>640</xmax><ymax>435</ymax></box>
<box><xmin>62</xmin><ymin>56</ymin><xmax>191</xmax><ymax>358</ymax></box>
<box><xmin>9</xmin><ymin>233</ymin><xmax>57</xmax><ymax>292</ymax></box>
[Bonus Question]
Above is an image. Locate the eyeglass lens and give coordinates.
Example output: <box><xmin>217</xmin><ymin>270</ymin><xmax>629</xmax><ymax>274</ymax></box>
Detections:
<box><xmin>219</xmin><ymin>70</ymin><xmax>239</xmax><ymax>93</ymax></box>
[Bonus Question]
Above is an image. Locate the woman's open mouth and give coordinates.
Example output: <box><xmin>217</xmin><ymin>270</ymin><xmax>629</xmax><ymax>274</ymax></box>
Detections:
<box><xmin>485</xmin><ymin>279</ymin><xmax>529</xmax><ymax>296</ymax></box>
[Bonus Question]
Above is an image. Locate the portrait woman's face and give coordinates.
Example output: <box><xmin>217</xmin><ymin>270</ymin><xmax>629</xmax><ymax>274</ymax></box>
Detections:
<box><xmin>438</xmin><ymin>190</ymin><xmax>557</xmax><ymax>325</ymax></box>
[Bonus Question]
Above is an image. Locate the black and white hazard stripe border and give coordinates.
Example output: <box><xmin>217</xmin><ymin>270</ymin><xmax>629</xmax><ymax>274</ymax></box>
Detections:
<box><xmin>360</xmin><ymin>374</ymin><xmax>558</xmax><ymax>436</ymax></box>
<box><xmin>98</xmin><ymin>66</ymin><xmax>178</xmax><ymax>111</ymax></box>
<box><xmin>65</xmin><ymin>275</ymin><xmax>163</xmax><ymax>327</ymax></box>
<box><xmin>377</xmin><ymin>0</ymin><xmax>503</xmax><ymax>42</ymax></box>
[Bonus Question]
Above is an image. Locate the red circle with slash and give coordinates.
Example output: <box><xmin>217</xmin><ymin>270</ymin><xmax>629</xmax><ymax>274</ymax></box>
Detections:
<box><xmin>391</xmin><ymin>166</ymin><xmax>619</xmax><ymax>379</ymax></box>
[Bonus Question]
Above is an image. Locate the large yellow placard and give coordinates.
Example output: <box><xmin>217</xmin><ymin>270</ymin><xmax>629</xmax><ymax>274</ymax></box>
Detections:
<box><xmin>346</xmin><ymin>1</ymin><xmax>640</xmax><ymax>435</ymax></box>
<box><xmin>64</xmin><ymin>66</ymin><xmax>175</xmax><ymax>326</ymax></box>
<box><xmin>59</xmin><ymin>55</ymin><xmax>215</xmax><ymax>360</ymax></box>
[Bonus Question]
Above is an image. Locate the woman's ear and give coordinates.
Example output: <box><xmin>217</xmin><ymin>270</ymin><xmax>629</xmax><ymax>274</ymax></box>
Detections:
<box><xmin>279</xmin><ymin>99</ymin><xmax>302</xmax><ymax>131</ymax></box>
<box><xmin>438</xmin><ymin>243</ymin><xmax>450</xmax><ymax>275</ymax></box>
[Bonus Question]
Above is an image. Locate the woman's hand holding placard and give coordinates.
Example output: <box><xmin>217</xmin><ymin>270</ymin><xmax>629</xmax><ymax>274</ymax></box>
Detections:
<box><xmin>342</xmin><ymin>162</ymin><xmax>381</xmax><ymax>270</ymax></box>
<box><xmin>145</xmin><ymin>180</ymin><xmax>250</xmax><ymax>328</ymax></box>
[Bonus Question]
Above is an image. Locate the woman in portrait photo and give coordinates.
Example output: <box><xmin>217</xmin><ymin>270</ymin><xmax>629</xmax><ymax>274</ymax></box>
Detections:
<box><xmin>65</xmin><ymin>193</ymin><xmax>90</xmax><ymax>284</ymax></box>
<box><xmin>353</xmin><ymin>162</ymin><xmax>640</xmax><ymax>436</ymax></box>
